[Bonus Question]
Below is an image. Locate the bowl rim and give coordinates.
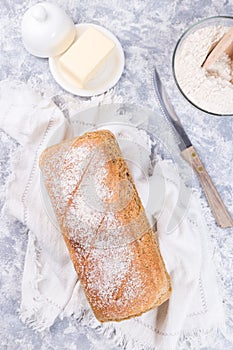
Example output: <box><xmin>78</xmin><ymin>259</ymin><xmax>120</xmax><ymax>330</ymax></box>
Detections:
<box><xmin>172</xmin><ymin>15</ymin><xmax>233</xmax><ymax>117</ymax></box>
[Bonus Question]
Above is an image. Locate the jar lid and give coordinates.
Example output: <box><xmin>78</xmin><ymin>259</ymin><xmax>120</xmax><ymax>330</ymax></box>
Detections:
<box><xmin>21</xmin><ymin>2</ymin><xmax>76</xmax><ymax>58</ymax></box>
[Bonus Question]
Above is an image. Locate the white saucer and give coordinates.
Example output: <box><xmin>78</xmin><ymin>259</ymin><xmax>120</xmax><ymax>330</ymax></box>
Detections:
<box><xmin>49</xmin><ymin>23</ymin><xmax>125</xmax><ymax>97</ymax></box>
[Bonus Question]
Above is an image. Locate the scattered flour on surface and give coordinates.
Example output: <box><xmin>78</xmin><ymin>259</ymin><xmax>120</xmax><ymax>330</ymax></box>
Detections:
<box><xmin>174</xmin><ymin>25</ymin><xmax>233</xmax><ymax>115</ymax></box>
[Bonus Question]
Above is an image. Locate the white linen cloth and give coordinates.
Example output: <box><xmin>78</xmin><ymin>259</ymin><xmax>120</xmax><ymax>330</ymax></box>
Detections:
<box><xmin>0</xmin><ymin>80</ymin><xmax>224</xmax><ymax>350</ymax></box>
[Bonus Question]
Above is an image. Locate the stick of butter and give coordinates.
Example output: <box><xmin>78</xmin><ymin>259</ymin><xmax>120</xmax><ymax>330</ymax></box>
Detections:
<box><xmin>59</xmin><ymin>27</ymin><xmax>115</xmax><ymax>88</ymax></box>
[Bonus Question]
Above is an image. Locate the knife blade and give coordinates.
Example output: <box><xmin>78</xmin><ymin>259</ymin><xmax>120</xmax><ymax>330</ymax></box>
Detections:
<box><xmin>152</xmin><ymin>66</ymin><xmax>233</xmax><ymax>228</ymax></box>
<box><xmin>153</xmin><ymin>67</ymin><xmax>192</xmax><ymax>151</ymax></box>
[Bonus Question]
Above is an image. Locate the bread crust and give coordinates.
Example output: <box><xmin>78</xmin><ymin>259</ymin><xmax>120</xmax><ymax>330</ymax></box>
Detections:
<box><xmin>39</xmin><ymin>130</ymin><xmax>172</xmax><ymax>322</ymax></box>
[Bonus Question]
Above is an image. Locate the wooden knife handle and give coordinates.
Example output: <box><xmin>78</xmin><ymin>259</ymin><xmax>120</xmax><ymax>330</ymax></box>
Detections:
<box><xmin>181</xmin><ymin>146</ymin><xmax>233</xmax><ymax>228</ymax></box>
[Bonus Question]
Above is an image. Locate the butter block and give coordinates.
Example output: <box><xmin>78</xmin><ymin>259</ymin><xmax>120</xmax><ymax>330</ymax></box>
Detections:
<box><xmin>59</xmin><ymin>27</ymin><xmax>115</xmax><ymax>87</ymax></box>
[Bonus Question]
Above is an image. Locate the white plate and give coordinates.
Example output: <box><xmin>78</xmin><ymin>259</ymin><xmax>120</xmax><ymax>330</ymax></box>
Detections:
<box><xmin>49</xmin><ymin>23</ymin><xmax>125</xmax><ymax>96</ymax></box>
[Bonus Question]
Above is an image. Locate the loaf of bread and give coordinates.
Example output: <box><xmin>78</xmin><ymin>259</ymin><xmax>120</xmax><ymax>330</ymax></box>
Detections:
<box><xmin>39</xmin><ymin>130</ymin><xmax>171</xmax><ymax>322</ymax></box>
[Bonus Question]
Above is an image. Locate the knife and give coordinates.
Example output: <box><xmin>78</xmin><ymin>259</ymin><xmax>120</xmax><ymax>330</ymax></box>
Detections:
<box><xmin>153</xmin><ymin>67</ymin><xmax>233</xmax><ymax>228</ymax></box>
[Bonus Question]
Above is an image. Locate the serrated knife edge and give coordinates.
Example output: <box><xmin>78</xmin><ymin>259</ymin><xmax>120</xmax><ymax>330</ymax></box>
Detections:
<box><xmin>152</xmin><ymin>67</ymin><xmax>192</xmax><ymax>151</ymax></box>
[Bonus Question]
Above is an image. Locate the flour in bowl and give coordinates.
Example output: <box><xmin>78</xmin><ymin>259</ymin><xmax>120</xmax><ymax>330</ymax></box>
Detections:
<box><xmin>174</xmin><ymin>25</ymin><xmax>233</xmax><ymax>115</ymax></box>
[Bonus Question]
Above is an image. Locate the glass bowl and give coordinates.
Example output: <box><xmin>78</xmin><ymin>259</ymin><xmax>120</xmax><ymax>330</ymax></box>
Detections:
<box><xmin>172</xmin><ymin>16</ymin><xmax>233</xmax><ymax>116</ymax></box>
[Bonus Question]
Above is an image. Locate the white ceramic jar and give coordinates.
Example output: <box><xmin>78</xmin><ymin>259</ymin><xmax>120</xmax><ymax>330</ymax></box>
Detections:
<box><xmin>21</xmin><ymin>2</ymin><xmax>76</xmax><ymax>58</ymax></box>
